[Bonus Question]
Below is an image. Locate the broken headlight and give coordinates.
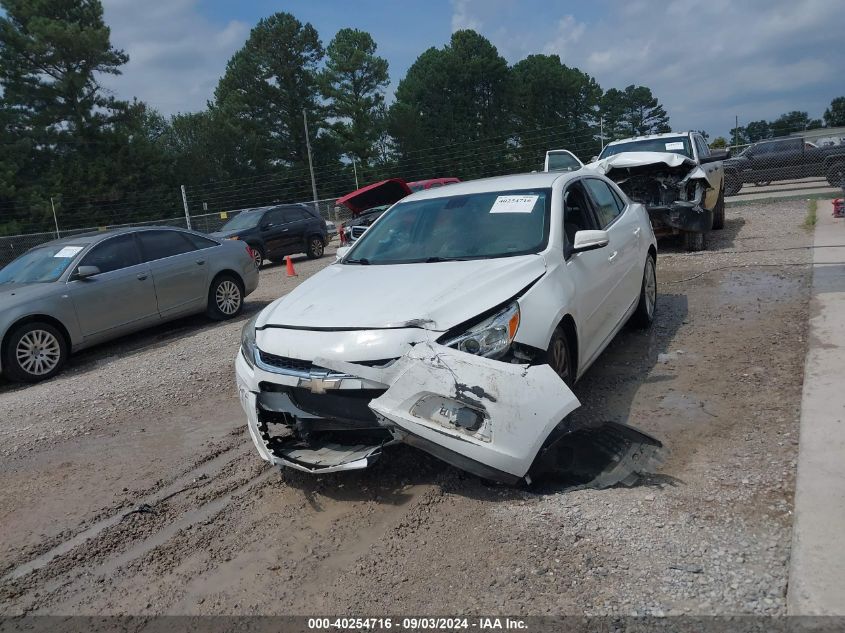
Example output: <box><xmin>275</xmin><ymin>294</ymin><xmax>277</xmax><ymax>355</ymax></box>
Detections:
<box><xmin>241</xmin><ymin>313</ymin><xmax>259</xmax><ymax>368</ymax></box>
<box><xmin>444</xmin><ymin>302</ymin><xmax>520</xmax><ymax>360</ymax></box>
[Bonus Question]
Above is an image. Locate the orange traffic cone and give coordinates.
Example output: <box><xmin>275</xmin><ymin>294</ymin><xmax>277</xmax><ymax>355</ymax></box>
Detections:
<box><xmin>285</xmin><ymin>255</ymin><xmax>298</xmax><ymax>277</ymax></box>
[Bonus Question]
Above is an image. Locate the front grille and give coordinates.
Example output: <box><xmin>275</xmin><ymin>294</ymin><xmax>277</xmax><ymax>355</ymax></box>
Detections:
<box><xmin>256</xmin><ymin>349</ymin><xmax>398</xmax><ymax>377</ymax></box>
<box><xmin>351</xmin><ymin>226</ymin><xmax>367</xmax><ymax>238</ymax></box>
<box><xmin>258</xmin><ymin>350</ymin><xmax>314</xmax><ymax>373</ymax></box>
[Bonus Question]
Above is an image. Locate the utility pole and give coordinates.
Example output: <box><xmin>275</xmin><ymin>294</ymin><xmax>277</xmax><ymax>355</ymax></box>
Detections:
<box><xmin>303</xmin><ymin>109</ymin><xmax>319</xmax><ymax>213</ymax></box>
<box><xmin>734</xmin><ymin>115</ymin><xmax>739</xmax><ymax>150</ymax></box>
<box><xmin>180</xmin><ymin>185</ymin><xmax>192</xmax><ymax>229</ymax></box>
<box><xmin>600</xmin><ymin>116</ymin><xmax>605</xmax><ymax>150</ymax></box>
<box><xmin>352</xmin><ymin>157</ymin><xmax>359</xmax><ymax>189</ymax></box>
<box><xmin>50</xmin><ymin>197</ymin><xmax>60</xmax><ymax>238</ymax></box>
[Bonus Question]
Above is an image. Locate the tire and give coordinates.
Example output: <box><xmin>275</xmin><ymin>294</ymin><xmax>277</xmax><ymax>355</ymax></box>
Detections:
<box><xmin>306</xmin><ymin>235</ymin><xmax>325</xmax><ymax>259</ymax></box>
<box><xmin>827</xmin><ymin>162</ymin><xmax>845</xmax><ymax>187</ymax></box>
<box><xmin>546</xmin><ymin>327</ymin><xmax>574</xmax><ymax>388</ymax></box>
<box><xmin>207</xmin><ymin>274</ymin><xmax>244</xmax><ymax>320</ymax></box>
<box><xmin>724</xmin><ymin>173</ymin><xmax>742</xmax><ymax>196</ymax></box>
<box><xmin>683</xmin><ymin>230</ymin><xmax>706</xmax><ymax>252</ymax></box>
<box><xmin>249</xmin><ymin>245</ymin><xmax>264</xmax><ymax>269</ymax></box>
<box><xmin>712</xmin><ymin>187</ymin><xmax>725</xmax><ymax>230</ymax></box>
<box><xmin>630</xmin><ymin>255</ymin><xmax>657</xmax><ymax>329</ymax></box>
<box><xmin>2</xmin><ymin>321</ymin><xmax>68</xmax><ymax>383</ymax></box>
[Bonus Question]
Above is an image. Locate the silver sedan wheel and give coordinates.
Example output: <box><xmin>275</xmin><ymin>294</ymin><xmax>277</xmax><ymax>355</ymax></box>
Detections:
<box><xmin>16</xmin><ymin>329</ymin><xmax>62</xmax><ymax>376</ymax></box>
<box><xmin>215</xmin><ymin>280</ymin><xmax>242</xmax><ymax>315</ymax></box>
<box><xmin>644</xmin><ymin>258</ymin><xmax>657</xmax><ymax>319</ymax></box>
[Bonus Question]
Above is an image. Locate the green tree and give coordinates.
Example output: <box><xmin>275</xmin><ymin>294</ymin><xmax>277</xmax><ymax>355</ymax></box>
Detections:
<box><xmin>710</xmin><ymin>136</ymin><xmax>728</xmax><ymax>149</ymax></box>
<box><xmin>213</xmin><ymin>12</ymin><xmax>336</xmax><ymax>192</ymax></box>
<box><xmin>824</xmin><ymin>97</ymin><xmax>845</xmax><ymax>127</ymax></box>
<box><xmin>509</xmin><ymin>54</ymin><xmax>602</xmax><ymax>168</ymax></box>
<box><xmin>389</xmin><ymin>30</ymin><xmax>511</xmax><ymax>180</ymax></box>
<box><xmin>0</xmin><ymin>0</ymin><xmax>176</xmax><ymax>231</ymax></box>
<box><xmin>601</xmin><ymin>85</ymin><xmax>671</xmax><ymax>139</ymax></box>
<box><xmin>321</xmin><ymin>28</ymin><xmax>389</xmax><ymax>175</ymax></box>
<box><xmin>743</xmin><ymin>120</ymin><xmax>771</xmax><ymax>142</ymax></box>
<box><xmin>770</xmin><ymin>111</ymin><xmax>822</xmax><ymax>138</ymax></box>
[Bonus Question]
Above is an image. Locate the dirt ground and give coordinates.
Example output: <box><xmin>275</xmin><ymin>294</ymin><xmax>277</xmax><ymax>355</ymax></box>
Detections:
<box><xmin>0</xmin><ymin>200</ymin><xmax>813</xmax><ymax>616</ymax></box>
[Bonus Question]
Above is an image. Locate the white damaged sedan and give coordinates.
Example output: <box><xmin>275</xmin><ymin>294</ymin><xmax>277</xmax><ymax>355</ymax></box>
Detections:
<box><xmin>236</xmin><ymin>171</ymin><xmax>659</xmax><ymax>484</ymax></box>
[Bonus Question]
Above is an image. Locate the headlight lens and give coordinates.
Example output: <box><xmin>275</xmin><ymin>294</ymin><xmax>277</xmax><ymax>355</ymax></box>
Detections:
<box><xmin>443</xmin><ymin>302</ymin><xmax>520</xmax><ymax>359</ymax></box>
<box><xmin>241</xmin><ymin>313</ymin><xmax>259</xmax><ymax>368</ymax></box>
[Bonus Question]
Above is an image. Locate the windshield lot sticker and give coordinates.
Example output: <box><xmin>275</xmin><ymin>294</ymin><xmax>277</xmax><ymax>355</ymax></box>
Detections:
<box><xmin>53</xmin><ymin>246</ymin><xmax>83</xmax><ymax>258</ymax></box>
<box><xmin>490</xmin><ymin>195</ymin><xmax>539</xmax><ymax>213</ymax></box>
<box><xmin>665</xmin><ymin>141</ymin><xmax>685</xmax><ymax>150</ymax></box>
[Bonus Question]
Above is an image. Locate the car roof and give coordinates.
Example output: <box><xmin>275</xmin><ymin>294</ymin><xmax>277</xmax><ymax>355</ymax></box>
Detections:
<box><xmin>399</xmin><ymin>171</ymin><xmax>580</xmax><ymax>201</ymax></box>
<box><xmin>605</xmin><ymin>131</ymin><xmax>694</xmax><ymax>146</ymax></box>
<box><xmin>230</xmin><ymin>203</ymin><xmax>311</xmax><ymax>215</ymax></box>
<box><xmin>27</xmin><ymin>225</ymin><xmax>198</xmax><ymax>250</ymax></box>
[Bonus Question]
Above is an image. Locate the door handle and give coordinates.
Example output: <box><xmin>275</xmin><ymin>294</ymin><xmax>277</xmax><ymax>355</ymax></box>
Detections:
<box><xmin>196</xmin><ymin>259</ymin><xmax>205</xmax><ymax>265</ymax></box>
<box><xmin>281</xmin><ymin>228</ymin><xmax>289</xmax><ymax>232</ymax></box>
<box><xmin>137</xmin><ymin>273</ymin><xmax>148</xmax><ymax>281</ymax></box>
<box><xmin>607</xmin><ymin>251</ymin><xmax>618</xmax><ymax>262</ymax></box>
<box><xmin>633</xmin><ymin>227</ymin><xmax>641</xmax><ymax>237</ymax></box>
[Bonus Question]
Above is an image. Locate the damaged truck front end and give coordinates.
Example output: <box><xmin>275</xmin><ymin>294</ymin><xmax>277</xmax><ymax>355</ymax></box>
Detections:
<box><xmin>590</xmin><ymin>151</ymin><xmax>723</xmax><ymax>251</ymax></box>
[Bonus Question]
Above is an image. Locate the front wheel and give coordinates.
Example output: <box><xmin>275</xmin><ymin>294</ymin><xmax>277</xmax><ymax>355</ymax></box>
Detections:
<box><xmin>250</xmin><ymin>245</ymin><xmax>265</xmax><ymax>269</ymax></box>
<box><xmin>207</xmin><ymin>274</ymin><xmax>244</xmax><ymax>320</ymax></box>
<box><xmin>827</xmin><ymin>162</ymin><xmax>845</xmax><ymax>187</ymax></box>
<box><xmin>712</xmin><ymin>187</ymin><xmax>725</xmax><ymax>230</ymax></box>
<box><xmin>2</xmin><ymin>322</ymin><xmax>68</xmax><ymax>382</ymax></box>
<box><xmin>630</xmin><ymin>256</ymin><xmax>657</xmax><ymax>329</ymax></box>
<box><xmin>546</xmin><ymin>328</ymin><xmax>574</xmax><ymax>387</ymax></box>
<box><xmin>306</xmin><ymin>236</ymin><xmax>325</xmax><ymax>259</ymax></box>
<box><xmin>683</xmin><ymin>230</ymin><xmax>706</xmax><ymax>252</ymax></box>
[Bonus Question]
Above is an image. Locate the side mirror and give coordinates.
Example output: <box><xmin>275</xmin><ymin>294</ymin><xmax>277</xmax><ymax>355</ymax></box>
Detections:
<box><xmin>74</xmin><ymin>265</ymin><xmax>100</xmax><ymax>279</ymax></box>
<box><xmin>260</xmin><ymin>223</ymin><xmax>270</xmax><ymax>231</ymax></box>
<box><xmin>572</xmin><ymin>230</ymin><xmax>609</xmax><ymax>254</ymax></box>
<box><xmin>590</xmin><ymin>156</ymin><xmax>599</xmax><ymax>163</ymax></box>
<box><xmin>701</xmin><ymin>149</ymin><xmax>729</xmax><ymax>163</ymax></box>
<box><xmin>336</xmin><ymin>246</ymin><xmax>350</xmax><ymax>261</ymax></box>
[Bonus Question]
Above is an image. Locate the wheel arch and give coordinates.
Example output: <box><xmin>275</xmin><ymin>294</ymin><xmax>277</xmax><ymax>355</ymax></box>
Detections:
<box><xmin>1</xmin><ymin>314</ymin><xmax>72</xmax><ymax>372</ymax></box>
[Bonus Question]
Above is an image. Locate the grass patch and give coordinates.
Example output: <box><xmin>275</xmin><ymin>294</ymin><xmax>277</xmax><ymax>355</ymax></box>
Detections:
<box><xmin>803</xmin><ymin>199</ymin><xmax>818</xmax><ymax>230</ymax></box>
<box><xmin>726</xmin><ymin>191</ymin><xmax>840</xmax><ymax>207</ymax></box>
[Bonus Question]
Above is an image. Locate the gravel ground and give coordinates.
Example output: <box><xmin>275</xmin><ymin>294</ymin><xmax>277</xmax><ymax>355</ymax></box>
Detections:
<box><xmin>0</xmin><ymin>201</ymin><xmax>812</xmax><ymax>615</ymax></box>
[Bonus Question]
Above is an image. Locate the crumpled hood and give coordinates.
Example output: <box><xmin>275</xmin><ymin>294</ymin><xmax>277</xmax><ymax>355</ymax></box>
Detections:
<box><xmin>258</xmin><ymin>254</ymin><xmax>547</xmax><ymax>331</ymax></box>
<box><xmin>588</xmin><ymin>151</ymin><xmax>697</xmax><ymax>174</ymax></box>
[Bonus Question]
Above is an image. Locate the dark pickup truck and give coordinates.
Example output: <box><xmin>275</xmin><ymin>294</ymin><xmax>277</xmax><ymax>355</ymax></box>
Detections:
<box><xmin>723</xmin><ymin>137</ymin><xmax>845</xmax><ymax>195</ymax></box>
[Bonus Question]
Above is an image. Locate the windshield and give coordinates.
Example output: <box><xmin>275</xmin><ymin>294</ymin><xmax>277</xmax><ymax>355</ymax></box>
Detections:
<box><xmin>221</xmin><ymin>211</ymin><xmax>260</xmax><ymax>231</ymax></box>
<box><xmin>546</xmin><ymin>152</ymin><xmax>581</xmax><ymax>171</ymax></box>
<box><xmin>0</xmin><ymin>244</ymin><xmax>85</xmax><ymax>284</ymax></box>
<box><xmin>600</xmin><ymin>136</ymin><xmax>692</xmax><ymax>160</ymax></box>
<box><xmin>345</xmin><ymin>189</ymin><xmax>550</xmax><ymax>265</ymax></box>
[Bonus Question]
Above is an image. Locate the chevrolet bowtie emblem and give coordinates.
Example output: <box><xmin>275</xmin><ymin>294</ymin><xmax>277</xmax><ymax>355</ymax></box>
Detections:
<box><xmin>300</xmin><ymin>376</ymin><xmax>340</xmax><ymax>394</ymax></box>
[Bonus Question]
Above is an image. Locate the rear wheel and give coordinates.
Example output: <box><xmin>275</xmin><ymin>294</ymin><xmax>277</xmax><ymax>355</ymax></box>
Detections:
<box><xmin>683</xmin><ymin>230</ymin><xmax>706</xmax><ymax>252</ymax></box>
<box><xmin>2</xmin><ymin>322</ymin><xmax>68</xmax><ymax>383</ymax></box>
<box><xmin>207</xmin><ymin>274</ymin><xmax>244</xmax><ymax>320</ymax></box>
<box><xmin>630</xmin><ymin>255</ymin><xmax>657</xmax><ymax>329</ymax></box>
<box><xmin>306</xmin><ymin>236</ymin><xmax>325</xmax><ymax>259</ymax></box>
<box><xmin>712</xmin><ymin>187</ymin><xmax>725</xmax><ymax>230</ymax></box>
<box><xmin>827</xmin><ymin>162</ymin><xmax>845</xmax><ymax>187</ymax></box>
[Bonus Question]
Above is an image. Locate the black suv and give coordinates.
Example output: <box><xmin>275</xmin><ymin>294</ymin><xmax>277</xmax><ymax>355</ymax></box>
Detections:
<box><xmin>212</xmin><ymin>204</ymin><xmax>328</xmax><ymax>267</ymax></box>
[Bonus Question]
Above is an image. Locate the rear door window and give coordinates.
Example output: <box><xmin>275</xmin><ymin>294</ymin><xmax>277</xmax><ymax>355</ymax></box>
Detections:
<box><xmin>137</xmin><ymin>230</ymin><xmax>197</xmax><ymax>262</ymax></box>
<box><xmin>263</xmin><ymin>209</ymin><xmax>287</xmax><ymax>226</ymax></box>
<box><xmin>79</xmin><ymin>234</ymin><xmax>141</xmax><ymax>274</ymax></box>
<box><xmin>584</xmin><ymin>179</ymin><xmax>624</xmax><ymax>228</ymax></box>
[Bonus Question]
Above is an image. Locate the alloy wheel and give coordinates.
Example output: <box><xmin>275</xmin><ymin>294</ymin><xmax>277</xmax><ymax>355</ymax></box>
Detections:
<box><xmin>16</xmin><ymin>329</ymin><xmax>62</xmax><ymax>376</ymax></box>
<box><xmin>550</xmin><ymin>335</ymin><xmax>570</xmax><ymax>384</ymax></box>
<box><xmin>311</xmin><ymin>238</ymin><xmax>324</xmax><ymax>257</ymax></box>
<box><xmin>645</xmin><ymin>258</ymin><xmax>657</xmax><ymax>318</ymax></box>
<box><xmin>215</xmin><ymin>280</ymin><xmax>242</xmax><ymax>315</ymax></box>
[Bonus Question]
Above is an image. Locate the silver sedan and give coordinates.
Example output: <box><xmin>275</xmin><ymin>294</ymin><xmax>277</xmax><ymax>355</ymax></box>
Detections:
<box><xmin>0</xmin><ymin>226</ymin><xmax>259</xmax><ymax>382</ymax></box>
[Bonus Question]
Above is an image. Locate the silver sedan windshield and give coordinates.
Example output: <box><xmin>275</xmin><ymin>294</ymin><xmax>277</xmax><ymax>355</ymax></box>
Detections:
<box><xmin>0</xmin><ymin>244</ymin><xmax>84</xmax><ymax>283</ymax></box>
<box><xmin>345</xmin><ymin>189</ymin><xmax>550</xmax><ymax>265</ymax></box>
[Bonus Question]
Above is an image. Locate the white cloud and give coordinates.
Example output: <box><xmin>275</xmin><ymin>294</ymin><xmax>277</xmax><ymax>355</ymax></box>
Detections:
<box><xmin>451</xmin><ymin>0</ymin><xmax>483</xmax><ymax>32</ymax></box>
<box><xmin>448</xmin><ymin>0</ymin><xmax>842</xmax><ymax>136</ymax></box>
<box><xmin>99</xmin><ymin>0</ymin><xmax>249</xmax><ymax>116</ymax></box>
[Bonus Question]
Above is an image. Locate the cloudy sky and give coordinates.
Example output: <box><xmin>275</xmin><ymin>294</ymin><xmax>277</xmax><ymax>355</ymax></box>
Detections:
<box><xmin>100</xmin><ymin>0</ymin><xmax>843</xmax><ymax>139</ymax></box>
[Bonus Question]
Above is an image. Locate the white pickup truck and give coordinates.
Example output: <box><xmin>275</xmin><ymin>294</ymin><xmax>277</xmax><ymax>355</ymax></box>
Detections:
<box><xmin>588</xmin><ymin>131</ymin><xmax>728</xmax><ymax>251</ymax></box>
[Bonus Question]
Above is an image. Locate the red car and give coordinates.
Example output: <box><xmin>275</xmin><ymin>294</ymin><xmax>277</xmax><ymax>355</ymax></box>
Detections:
<box><xmin>407</xmin><ymin>177</ymin><xmax>460</xmax><ymax>192</ymax></box>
